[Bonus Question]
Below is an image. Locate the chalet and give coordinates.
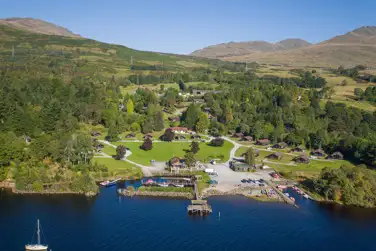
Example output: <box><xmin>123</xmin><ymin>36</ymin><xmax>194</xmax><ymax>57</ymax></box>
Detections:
<box><xmin>311</xmin><ymin>149</ymin><xmax>326</xmax><ymax>157</ymax></box>
<box><xmin>327</xmin><ymin>151</ymin><xmax>344</xmax><ymax>160</ymax></box>
<box><xmin>91</xmin><ymin>131</ymin><xmax>102</xmax><ymax>137</ymax></box>
<box><xmin>143</xmin><ymin>134</ymin><xmax>153</xmax><ymax>140</ymax></box>
<box><xmin>233</xmin><ymin>132</ymin><xmax>244</xmax><ymax>138</ymax></box>
<box><xmin>242</xmin><ymin>136</ymin><xmax>253</xmax><ymax>142</ymax></box>
<box><xmin>256</xmin><ymin>139</ymin><xmax>271</xmax><ymax>146</ymax></box>
<box><xmin>168</xmin><ymin>157</ymin><xmax>186</xmax><ymax>169</ymax></box>
<box><xmin>294</xmin><ymin>155</ymin><xmax>310</xmax><ymax>164</ymax></box>
<box><xmin>267</xmin><ymin>152</ymin><xmax>283</xmax><ymax>160</ymax></box>
<box><xmin>125</xmin><ymin>132</ymin><xmax>136</xmax><ymax>138</ymax></box>
<box><xmin>24</xmin><ymin>136</ymin><xmax>31</xmax><ymax>143</ymax></box>
<box><xmin>168</xmin><ymin>127</ymin><xmax>189</xmax><ymax>134</ymax></box>
<box><xmin>272</xmin><ymin>142</ymin><xmax>288</xmax><ymax>149</ymax></box>
<box><xmin>96</xmin><ymin>143</ymin><xmax>104</xmax><ymax>150</ymax></box>
<box><xmin>193</xmin><ymin>99</ymin><xmax>205</xmax><ymax>104</ymax></box>
<box><xmin>291</xmin><ymin>146</ymin><xmax>304</xmax><ymax>153</ymax></box>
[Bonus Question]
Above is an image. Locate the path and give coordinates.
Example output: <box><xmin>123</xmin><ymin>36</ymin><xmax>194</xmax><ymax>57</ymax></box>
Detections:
<box><xmin>97</xmin><ymin>140</ymin><xmax>164</xmax><ymax>176</ymax></box>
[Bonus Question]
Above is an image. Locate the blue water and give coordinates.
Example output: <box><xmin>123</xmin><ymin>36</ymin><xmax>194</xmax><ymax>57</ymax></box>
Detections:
<box><xmin>0</xmin><ymin>186</ymin><xmax>376</xmax><ymax>251</ymax></box>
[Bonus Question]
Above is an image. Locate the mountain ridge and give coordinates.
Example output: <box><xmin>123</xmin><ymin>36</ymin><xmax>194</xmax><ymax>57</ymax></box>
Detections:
<box><xmin>0</xmin><ymin>17</ymin><xmax>81</xmax><ymax>38</ymax></box>
<box><xmin>191</xmin><ymin>26</ymin><xmax>376</xmax><ymax>67</ymax></box>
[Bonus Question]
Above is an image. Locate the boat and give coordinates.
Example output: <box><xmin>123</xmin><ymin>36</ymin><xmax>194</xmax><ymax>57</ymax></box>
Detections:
<box><xmin>303</xmin><ymin>194</ymin><xmax>310</xmax><ymax>199</ymax></box>
<box><xmin>174</xmin><ymin>184</ymin><xmax>185</xmax><ymax>188</ymax></box>
<box><xmin>100</xmin><ymin>178</ymin><xmax>121</xmax><ymax>187</ymax></box>
<box><xmin>25</xmin><ymin>219</ymin><xmax>48</xmax><ymax>251</ymax></box>
<box><xmin>284</xmin><ymin>193</ymin><xmax>290</xmax><ymax>197</ymax></box>
<box><xmin>158</xmin><ymin>183</ymin><xmax>169</xmax><ymax>187</ymax></box>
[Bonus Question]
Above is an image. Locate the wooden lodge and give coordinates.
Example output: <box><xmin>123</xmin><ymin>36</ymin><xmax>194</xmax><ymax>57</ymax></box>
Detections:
<box><xmin>143</xmin><ymin>134</ymin><xmax>153</xmax><ymax>140</ymax></box>
<box><xmin>272</xmin><ymin>142</ymin><xmax>288</xmax><ymax>149</ymax></box>
<box><xmin>294</xmin><ymin>154</ymin><xmax>310</xmax><ymax>164</ymax></box>
<box><xmin>187</xmin><ymin>200</ymin><xmax>212</xmax><ymax>215</ymax></box>
<box><xmin>267</xmin><ymin>152</ymin><xmax>283</xmax><ymax>160</ymax></box>
<box><xmin>327</xmin><ymin>151</ymin><xmax>344</xmax><ymax>160</ymax></box>
<box><xmin>125</xmin><ymin>132</ymin><xmax>136</xmax><ymax>138</ymax></box>
<box><xmin>241</xmin><ymin>136</ymin><xmax>253</xmax><ymax>142</ymax></box>
<box><xmin>311</xmin><ymin>149</ymin><xmax>326</xmax><ymax>157</ymax></box>
<box><xmin>291</xmin><ymin>146</ymin><xmax>305</xmax><ymax>153</ymax></box>
<box><xmin>233</xmin><ymin>132</ymin><xmax>244</xmax><ymax>138</ymax></box>
<box><xmin>256</xmin><ymin>139</ymin><xmax>271</xmax><ymax>146</ymax></box>
<box><xmin>91</xmin><ymin>131</ymin><xmax>102</xmax><ymax>137</ymax></box>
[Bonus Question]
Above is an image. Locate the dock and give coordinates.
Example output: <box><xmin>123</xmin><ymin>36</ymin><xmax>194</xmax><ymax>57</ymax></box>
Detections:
<box><xmin>264</xmin><ymin>180</ymin><xmax>298</xmax><ymax>207</ymax></box>
<box><xmin>187</xmin><ymin>200</ymin><xmax>212</xmax><ymax>215</ymax></box>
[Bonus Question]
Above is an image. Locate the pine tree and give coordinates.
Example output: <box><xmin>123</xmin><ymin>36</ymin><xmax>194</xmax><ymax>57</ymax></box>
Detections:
<box><xmin>116</xmin><ymin>145</ymin><xmax>126</xmax><ymax>160</ymax></box>
<box><xmin>190</xmin><ymin>141</ymin><xmax>200</xmax><ymax>154</ymax></box>
<box><xmin>126</xmin><ymin>99</ymin><xmax>134</xmax><ymax>114</ymax></box>
<box><xmin>140</xmin><ymin>138</ymin><xmax>153</xmax><ymax>151</ymax></box>
<box><xmin>154</xmin><ymin>111</ymin><xmax>165</xmax><ymax>131</ymax></box>
<box><xmin>244</xmin><ymin>148</ymin><xmax>256</xmax><ymax>166</ymax></box>
<box><xmin>195</xmin><ymin>113</ymin><xmax>210</xmax><ymax>133</ymax></box>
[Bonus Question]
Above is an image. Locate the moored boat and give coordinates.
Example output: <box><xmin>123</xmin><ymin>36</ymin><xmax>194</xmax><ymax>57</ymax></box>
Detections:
<box><xmin>158</xmin><ymin>182</ymin><xmax>169</xmax><ymax>187</ymax></box>
<box><xmin>25</xmin><ymin>219</ymin><xmax>48</xmax><ymax>251</ymax></box>
<box><xmin>100</xmin><ymin>178</ymin><xmax>121</xmax><ymax>187</ymax></box>
<box><xmin>174</xmin><ymin>184</ymin><xmax>185</xmax><ymax>188</ymax></box>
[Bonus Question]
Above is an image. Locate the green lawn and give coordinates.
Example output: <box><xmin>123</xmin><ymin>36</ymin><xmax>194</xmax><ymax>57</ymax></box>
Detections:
<box><xmin>92</xmin><ymin>158</ymin><xmax>143</xmax><ymax>179</ymax></box>
<box><xmin>103</xmin><ymin>145</ymin><xmax>116</xmax><ymax>156</ymax></box>
<box><xmin>111</xmin><ymin>141</ymin><xmax>233</xmax><ymax>165</ymax></box>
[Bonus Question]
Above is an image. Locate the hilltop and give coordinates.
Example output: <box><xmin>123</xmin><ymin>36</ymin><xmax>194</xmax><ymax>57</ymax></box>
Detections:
<box><xmin>0</xmin><ymin>18</ymin><xmax>81</xmax><ymax>38</ymax></box>
<box><xmin>191</xmin><ymin>26</ymin><xmax>376</xmax><ymax>67</ymax></box>
<box><xmin>191</xmin><ymin>39</ymin><xmax>311</xmax><ymax>59</ymax></box>
<box><xmin>0</xmin><ymin>21</ymin><xmax>237</xmax><ymax>79</ymax></box>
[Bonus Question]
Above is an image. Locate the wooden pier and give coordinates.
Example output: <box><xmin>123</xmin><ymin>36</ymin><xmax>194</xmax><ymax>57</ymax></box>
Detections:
<box><xmin>187</xmin><ymin>200</ymin><xmax>212</xmax><ymax>215</ymax></box>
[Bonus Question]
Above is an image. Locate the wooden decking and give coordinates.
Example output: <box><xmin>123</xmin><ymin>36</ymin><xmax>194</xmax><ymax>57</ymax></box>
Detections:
<box><xmin>187</xmin><ymin>200</ymin><xmax>212</xmax><ymax>215</ymax></box>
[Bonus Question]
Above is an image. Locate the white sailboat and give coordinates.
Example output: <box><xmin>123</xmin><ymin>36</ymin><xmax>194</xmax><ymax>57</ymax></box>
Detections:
<box><xmin>25</xmin><ymin>219</ymin><xmax>48</xmax><ymax>251</ymax></box>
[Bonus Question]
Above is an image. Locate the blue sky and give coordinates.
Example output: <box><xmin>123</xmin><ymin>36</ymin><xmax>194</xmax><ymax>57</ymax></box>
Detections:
<box><xmin>1</xmin><ymin>0</ymin><xmax>375</xmax><ymax>54</ymax></box>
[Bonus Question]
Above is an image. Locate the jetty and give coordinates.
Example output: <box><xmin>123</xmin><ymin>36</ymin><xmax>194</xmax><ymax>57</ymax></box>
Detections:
<box><xmin>264</xmin><ymin>180</ymin><xmax>298</xmax><ymax>207</ymax></box>
<box><xmin>187</xmin><ymin>200</ymin><xmax>212</xmax><ymax>215</ymax></box>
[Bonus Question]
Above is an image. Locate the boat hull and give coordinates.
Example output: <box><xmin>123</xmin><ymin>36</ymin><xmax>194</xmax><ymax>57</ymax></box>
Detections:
<box><xmin>25</xmin><ymin>244</ymin><xmax>48</xmax><ymax>251</ymax></box>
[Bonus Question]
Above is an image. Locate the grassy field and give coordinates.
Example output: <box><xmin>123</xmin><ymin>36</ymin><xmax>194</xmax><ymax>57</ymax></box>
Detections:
<box><xmin>120</xmin><ymin>81</ymin><xmax>216</xmax><ymax>95</ymax></box>
<box><xmin>235</xmin><ymin>145</ymin><xmax>354</xmax><ymax>178</ymax></box>
<box><xmin>109</xmin><ymin>141</ymin><xmax>233</xmax><ymax>165</ymax></box>
<box><xmin>92</xmin><ymin>158</ymin><xmax>143</xmax><ymax>179</ymax></box>
<box><xmin>320</xmin><ymin>72</ymin><xmax>376</xmax><ymax>111</ymax></box>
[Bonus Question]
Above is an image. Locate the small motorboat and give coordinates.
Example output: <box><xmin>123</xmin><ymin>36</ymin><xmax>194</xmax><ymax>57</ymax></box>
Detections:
<box><xmin>284</xmin><ymin>193</ymin><xmax>290</xmax><ymax>197</ymax></box>
<box><xmin>303</xmin><ymin>194</ymin><xmax>310</xmax><ymax>199</ymax></box>
<box><xmin>175</xmin><ymin>184</ymin><xmax>185</xmax><ymax>188</ymax></box>
<box><xmin>241</xmin><ymin>179</ymin><xmax>247</xmax><ymax>183</ymax></box>
<box><xmin>290</xmin><ymin>197</ymin><xmax>296</xmax><ymax>202</ymax></box>
<box><xmin>158</xmin><ymin>183</ymin><xmax>169</xmax><ymax>187</ymax></box>
<box><xmin>100</xmin><ymin>178</ymin><xmax>121</xmax><ymax>187</ymax></box>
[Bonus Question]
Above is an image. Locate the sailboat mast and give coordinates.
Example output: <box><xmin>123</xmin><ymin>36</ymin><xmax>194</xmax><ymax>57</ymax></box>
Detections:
<box><xmin>37</xmin><ymin>219</ymin><xmax>41</xmax><ymax>245</ymax></box>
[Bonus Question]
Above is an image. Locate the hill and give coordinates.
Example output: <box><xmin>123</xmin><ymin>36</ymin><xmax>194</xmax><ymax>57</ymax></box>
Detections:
<box><xmin>0</xmin><ymin>22</ymin><xmax>238</xmax><ymax>80</ymax></box>
<box><xmin>191</xmin><ymin>39</ymin><xmax>311</xmax><ymax>59</ymax></box>
<box><xmin>191</xmin><ymin>26</ymin><xmax>376</xmax><ymax>67</ymax></box>
<box><xmin>0</xmin><ymin>18</ymin><xmax>81</xmax><ymax>38</ymax></box>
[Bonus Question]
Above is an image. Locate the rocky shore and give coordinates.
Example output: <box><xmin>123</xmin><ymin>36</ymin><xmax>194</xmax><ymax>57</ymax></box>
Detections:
<box><xmin>117</xmin><ymin>189</ymin><xmax>194</xmax><ymax>199</ymax></box>
<box><xmin>201</xmin><ymin>187</ymin><xmax>282</xmax><ymax>202</ymax></box>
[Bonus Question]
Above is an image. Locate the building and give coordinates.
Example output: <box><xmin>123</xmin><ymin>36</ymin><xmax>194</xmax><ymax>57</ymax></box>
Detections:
<box><xmin>233</xmin><ymin>132</ymin><xmax>244</xmax><ymax>138</ymax></box>
<box><xmin>168</xmin><ymin>157</ymin><xmax>186</xmax><ymax>169</ymax></box>
<box><xmin>168</xmin><ymin>127</ymin><xmax>189</xmax><ymax>134</ymax></box>
<box><xmin>294</xmin><ymin>155</ymin><xmax>310</xmax><ymax>164</ymax></box>
<box><xmin>242</xmin><ymin>136</ymin><xmax>253</xmax><ymax>142</ymax></box>
<box><xmin>327</xmin><ymin>151</ymin><xmax>344</xmax><ymax>160</ymax></box>
<box><xmin>230</xmin><ymin>161</ymin><xmax>251</xmax><ymax>172</ymax></box>
<box><xmin>256</xmin><ymin>139</ymin><xmax>271</xmax><ymax>146</ymax></box>
<box><xmin>311</xmin><ymin>149</ymin><xmax>326</xmax><ymax>157</ymax></box>
<box><xmin>267</xmin><ymin>152</ymin><xmax>283</xmax><ymax>160</ymax></box>
<box><xmin>291</xmin><ymin>146</ymin><xmax>305</xmax><ymax>153</ymax></box>
<box><xmin>272</xmin><ymin>142</ymin><xmax>288</xmax><ymax>149</ymax></box>
<box><xmin>192</xmin><ymin>89</ymin><xmax>208</xmax><ymax>96</ymax></box>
